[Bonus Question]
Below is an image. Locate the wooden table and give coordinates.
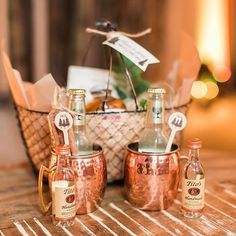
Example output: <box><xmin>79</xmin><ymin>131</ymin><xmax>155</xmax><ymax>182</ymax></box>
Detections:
<box><xmin>0</xmin><ymin>149</ymin><xmax>236</xmax><ymax>236</ymax></box>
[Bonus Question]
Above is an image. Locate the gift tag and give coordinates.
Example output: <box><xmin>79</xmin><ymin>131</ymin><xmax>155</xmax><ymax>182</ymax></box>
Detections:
<box><xmin>55</xmin><ymin>111</ymin><xmax>73</xmax><ymax>145</ymax></box>
<box><xmin>165</xmin><ymin>112</ymin><xmax>187</xmax><ymax>153</ymax></box>
<box><xmin>103</xmin><ymin>34</ymin><xmax>159</xmax><ymax>71</ymax></box>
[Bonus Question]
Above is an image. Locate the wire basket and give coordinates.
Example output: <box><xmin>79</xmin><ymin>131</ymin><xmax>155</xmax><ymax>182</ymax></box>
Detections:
<box><xmin>15</xmin><ymin>102</ymin><xmax>190</xmax><ymax>182</ymax></box>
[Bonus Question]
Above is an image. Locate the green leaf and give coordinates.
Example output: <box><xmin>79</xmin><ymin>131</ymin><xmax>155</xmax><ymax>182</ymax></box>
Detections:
<box><xmin>112</xmin><ymin>53</ymin><xmax>149</xmax><ymax>98</ymax></box>
<box><xmin>139</xmin><ymin>99</ymin><xmax>147</xmax><ymax>110</ymax></box>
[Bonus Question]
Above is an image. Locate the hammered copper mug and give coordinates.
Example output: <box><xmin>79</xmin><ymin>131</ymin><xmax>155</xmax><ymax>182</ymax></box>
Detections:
<box><xmin>124</xmin><ymin>142</ymin><xmax>186</xmax><ymax>211</ymax></box>
<box><xmin>70</xmin><ymin>144</ymin><xmax>107</xmax><ymax>214</ymax></box>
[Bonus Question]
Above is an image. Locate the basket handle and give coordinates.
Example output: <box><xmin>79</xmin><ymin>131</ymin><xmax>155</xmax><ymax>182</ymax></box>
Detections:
<box><xmin>84</xmin><ymin>19</ymin><xmax>140</xmax><ymax>111</ymax></box>
<box><xmin>119</xmin><ymin>53</ymin><xmax>139</xmax><ymax>110</ymax></box>
<box><xmin>38</xmin><ymin>165</ymin><xmax>56</xmax><ymax>214</ymax></box>
<box><xmin>102</xmin><ymin>41</ymin><xmax>139</xmax><ymax>111</ymax></box>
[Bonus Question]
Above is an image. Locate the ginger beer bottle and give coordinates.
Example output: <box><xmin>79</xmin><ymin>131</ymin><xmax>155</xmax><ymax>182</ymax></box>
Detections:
<box><xmin>182</xmin><ymin>138</ymin><xmax>205</xmax><ymax>218</ymax></box>
<box><xmin>139</xmin><ymin>88</ymin><xmax>167</xmax><ymax>153</ymax></box>
<box><xmin>68</xmin><ymin>89</ymin><xmax>93</xmax><ymax>155</ymax></box>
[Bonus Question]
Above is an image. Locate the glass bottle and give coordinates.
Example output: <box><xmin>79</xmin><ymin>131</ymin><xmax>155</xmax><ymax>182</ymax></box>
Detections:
<box><xmin>51</xmin><ymin>145</ymin><xmax>76</xmax><ymax>227</ymax></box>
<box><xmin>68</xmin><ymin>89</ymin><xmax>93</xmax><ymax>155</ymax></box>
<box><xmin>138</xmin><ymin>88</ymin><xmax>167</xmax><ymax>153</ymax></box>
<box><xmin>86</xmin><ymin>88</ymin><xmax>126</xmax><ymax>112</ymax></box>
<box><xmin>181</xmin><ymin>138</ymin><xmax>205</xmax><ymax>218</ymax></box>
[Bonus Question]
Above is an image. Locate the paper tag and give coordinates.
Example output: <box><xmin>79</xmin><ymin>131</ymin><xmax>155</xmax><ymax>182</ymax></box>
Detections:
<box><xmin>103</xmin><ymin>34</ymin><xmax>159</xmax><ymax>71</ymax></box>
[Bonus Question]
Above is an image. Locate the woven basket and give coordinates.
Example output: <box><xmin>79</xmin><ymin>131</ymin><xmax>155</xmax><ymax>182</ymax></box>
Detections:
<box><xmin>15</xmin><ymin>103</ymin><xmax>189</xmax><ymax>182</ymax></box>
<box><xmin>15</xmin><ymin>106</ymin><xmax>51</xmax><ymax>173</ymax></box>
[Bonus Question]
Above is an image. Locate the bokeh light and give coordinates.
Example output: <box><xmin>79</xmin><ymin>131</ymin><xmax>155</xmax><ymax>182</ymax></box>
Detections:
<box><xmin>191</xmin><ymin>81</ymin><xmax>208</xmax><ymax>99</ymax></box>
<box><xmin>197</xmin><ymin>0</ymin><xmax>230</xmax><ymax>79</ymax></box>
<box><xmin>204</xmin><ymin>81</ymin><xmax>219</xmax><ymax>99</ymax></box>
<box><xmin>212</xmin><ymin>64</ymin><xmax>231</xmax><ymax>82</ymax></box>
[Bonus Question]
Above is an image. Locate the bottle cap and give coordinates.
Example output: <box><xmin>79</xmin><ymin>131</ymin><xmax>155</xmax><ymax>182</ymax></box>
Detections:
<box><xmin>148</xmin><ymin>87</ymin><xmax>166</xmax><ymax>94</ymax></box>
<box><xmin>68</xmin><ymin>89</ymin><xmax>86</xmax><ymax>95</ymax></box>
<box><xmin>187</xmin><ymin>138</ymin><xmax>202</xmax><ymax>149</ymax></box>
<box><xmin>56</xmin><ymin>145</ymin><xmax>70</xmax><ymax>155</ymax></box>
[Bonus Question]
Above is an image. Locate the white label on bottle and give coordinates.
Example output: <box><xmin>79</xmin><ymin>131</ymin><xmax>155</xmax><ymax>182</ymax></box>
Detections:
<box><xmin>182</xmin><ymin>178</ymin><xmax>205</xmax><ymax>211</ymax></box>
<box><xmin>103</xmin><ymin>34</ymin><xmax>159</xmax><ymax>71</ymax></box>
<box><xmin>73</xmin><ymin>113</ymin><xmax>85</xmax><ymax>126</ymax></box>
<box><xmin>70</xmin><ymin>102</ymin><xmax>85</xmax><ymax>126</ymax></box>
<box><xmin>53</xmin><ymin>181</ymin><xmax>76</xmax><ymax>219</ymax></box>
<box><xmin>151</xmin><ymin>101</ymin><xmax>162</xmax><ymax>124</ymax></box>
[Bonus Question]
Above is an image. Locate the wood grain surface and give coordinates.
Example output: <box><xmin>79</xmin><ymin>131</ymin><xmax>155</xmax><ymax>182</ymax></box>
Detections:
<box><xmin>0</xmin><ymin>150</ymin><xmax>236</xmax><ymax>235</ymax></box>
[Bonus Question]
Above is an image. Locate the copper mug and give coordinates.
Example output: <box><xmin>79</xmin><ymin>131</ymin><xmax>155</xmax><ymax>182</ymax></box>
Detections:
<box><xmin>70</xmin><ymin>145</ymin><xmax>107</xmax><ymax>214</ymax></box>
<box><xmin>124</xmin><ymin>142</ymin><xmax>186</xmax><ymax>211</ymax></box>
<box><xmin>38</xmin><ymin>144</ymin><xmax>107</xmax><ymax>215</ymax></box>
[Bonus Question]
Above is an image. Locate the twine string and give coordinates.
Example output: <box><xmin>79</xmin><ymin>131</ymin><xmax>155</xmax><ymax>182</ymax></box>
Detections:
<box><xmin>86</xmin><ymin>27</ymin><xmax>152</xmax><ymax>39</ymax></box>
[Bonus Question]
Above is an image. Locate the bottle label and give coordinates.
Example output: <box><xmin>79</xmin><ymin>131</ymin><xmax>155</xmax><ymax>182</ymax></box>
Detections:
<box><xmin>73</xmin><ymin>113</ymin><xmax>85</xmax><ymax>126</ymax></box>
<box><xmin>182</xmin><ymin>178</ymin><xmax>205</xmax><ymax>211</ymax></box>
<box><xmin>70</xmin><ymin>102</ymin><xmax>85</xmax><ymax>126</ymax></box>
<box><xmin>53</xmin><ymin>181</ymin><xmax>76</xmax><ymax>219</ymax></box>
<box><xmin>151</xmin><ymin>100</ymin><xmax>163</xmax><ymax>124</ymax></box>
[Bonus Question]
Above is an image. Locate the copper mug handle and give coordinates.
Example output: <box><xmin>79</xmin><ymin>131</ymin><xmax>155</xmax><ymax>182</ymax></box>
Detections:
<box><xmin>38</xmin><ymin>165</ymin><xmax>56</xmax><ymax>214</ymax></box>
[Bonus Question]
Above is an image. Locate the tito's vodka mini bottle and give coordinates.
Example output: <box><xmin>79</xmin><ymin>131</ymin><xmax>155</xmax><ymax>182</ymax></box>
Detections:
<box><xmin>68</xmin><ymin>89</ymin><xmax>93</xmax><ymax>155</ymax></box>
<box><xmin>139</xmin><ymin>88</ymin><xmax>167</xmax><ymax>153</ymax></box>
<box><xmin>182</xmin><ymin>138</ymin><xmax>205</xmax><ymax>218</ymax></box>
<box><xmin>52</xmin><ymin>145</ymin><xmax>76</xmax><ymax>227</ymax></box>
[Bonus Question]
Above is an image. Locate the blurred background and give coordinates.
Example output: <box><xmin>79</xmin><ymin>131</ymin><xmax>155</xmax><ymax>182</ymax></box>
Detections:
<box><xmin>0</xmin><ymin>0</ymin><xmax>236</xmax><ymax>165</ymax></box>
